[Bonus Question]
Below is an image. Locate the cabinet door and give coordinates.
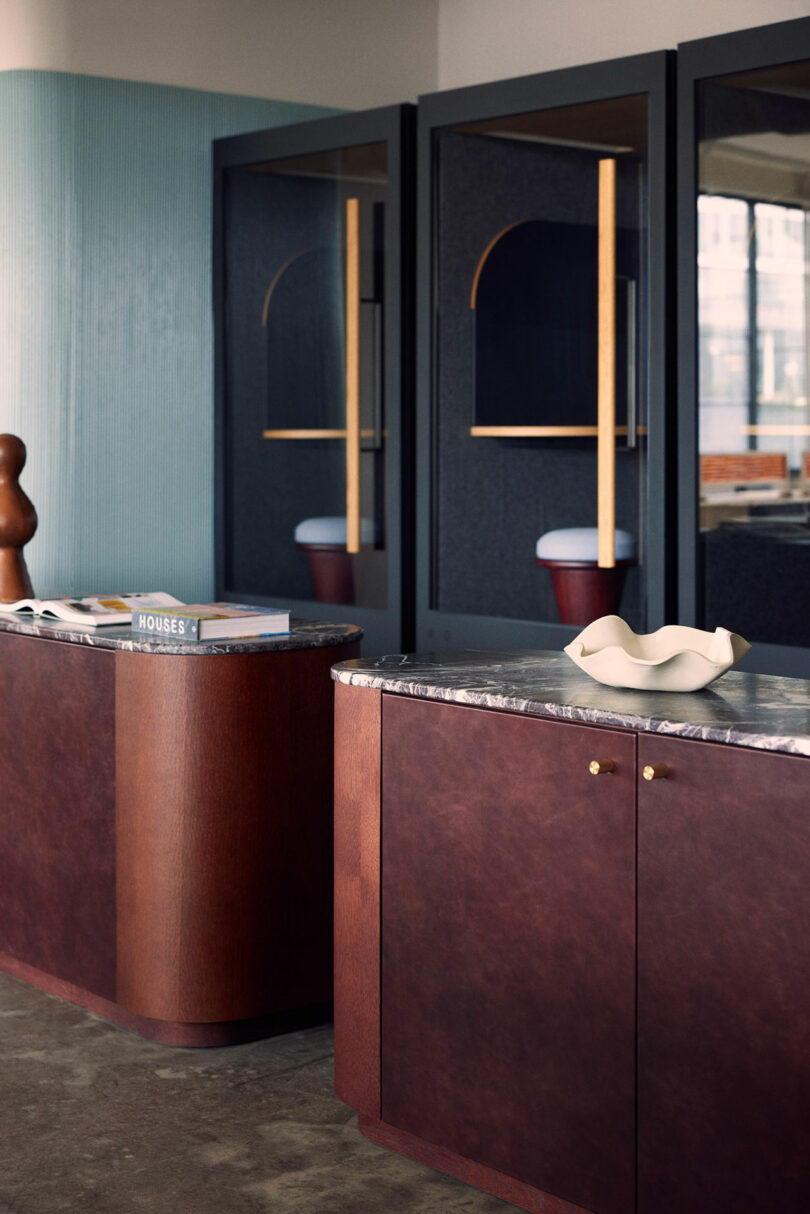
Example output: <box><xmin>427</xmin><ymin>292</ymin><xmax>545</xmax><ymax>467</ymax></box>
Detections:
<box><xmin>638</xmin><ymin>735</ymin><xmax>810</xmax><ymax>1213</ymax></box>
<box><xmin>381</xmin><ymin>696</ymin><xmax>636</xmax><ymax>1214</ymax></box>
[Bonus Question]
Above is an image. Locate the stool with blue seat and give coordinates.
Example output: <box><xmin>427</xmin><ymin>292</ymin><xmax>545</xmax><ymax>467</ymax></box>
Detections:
<box><xmin>535</xmin><ymin>527</ymin><xmax>637</xmax><ymax>626</ymax></box>
<box><xmin>295</xmin><ymin>516</ymin><xmax>375</xmax><ymax>605</ymax></box>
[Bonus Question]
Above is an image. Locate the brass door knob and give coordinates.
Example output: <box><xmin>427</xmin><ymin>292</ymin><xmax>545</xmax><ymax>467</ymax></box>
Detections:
<box><xmin>589</xmin><ymin>759</ymin><xmax>615</xmax><ymax>775</ymax></box>
<box><xmin>642</xmin><ymin>763</ymin><xmax>669</xmax><ymax>781</ymax></box>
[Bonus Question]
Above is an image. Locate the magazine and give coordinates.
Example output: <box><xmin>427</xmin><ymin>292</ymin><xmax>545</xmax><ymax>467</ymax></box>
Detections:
<box><xmin>0</xmin><ymin>591</ymin><xmax>184</xmax><ymax>626</ymax></box>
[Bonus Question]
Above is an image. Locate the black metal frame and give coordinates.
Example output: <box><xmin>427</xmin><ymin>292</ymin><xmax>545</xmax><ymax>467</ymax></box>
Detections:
<box><xmin>415</xmin><ymin>52</ymin><xmax>676</xmax><ymax>652</ymax></box>
<box><xmin>213</xmin><ymin>105</ymin><xmax>416</xmax><ymax>655</ymax></box>
<box><xmin>677</xmin><ymin>17</ymin><xmax>810</xmax><ymax>677</ymax></box>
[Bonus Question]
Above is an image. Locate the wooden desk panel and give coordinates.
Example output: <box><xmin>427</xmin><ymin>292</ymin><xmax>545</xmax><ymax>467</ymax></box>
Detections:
<box><xmin>0</xmin><ymin>633</ymin><xmax>116</xmax><ymax>1000</ymax></box>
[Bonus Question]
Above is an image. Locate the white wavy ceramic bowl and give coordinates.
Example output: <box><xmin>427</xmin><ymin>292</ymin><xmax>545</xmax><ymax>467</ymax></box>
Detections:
<box><xmin>564</xmin><ymin>615</ymin><xmax>751</xmax><ymax>692</ymax></box>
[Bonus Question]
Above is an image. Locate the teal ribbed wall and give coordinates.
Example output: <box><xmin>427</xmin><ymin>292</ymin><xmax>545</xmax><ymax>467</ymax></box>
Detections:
<box><xmin>0</xmin><ymin>71</ymin><xmax>338</xmax><ymax>600</ymax></box>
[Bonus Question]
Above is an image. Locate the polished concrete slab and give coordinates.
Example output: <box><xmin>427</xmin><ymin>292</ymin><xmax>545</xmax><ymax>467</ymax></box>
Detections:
<box><xmin>0</xmin><ymin>972</ymin><xmax>513</xmax><ymax>1213</ymax></box>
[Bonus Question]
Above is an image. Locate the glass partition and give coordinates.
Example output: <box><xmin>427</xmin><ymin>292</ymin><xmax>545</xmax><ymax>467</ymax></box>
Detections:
<box><xmin>695</xmin><ymin>58</ymin><xmax>810</xmax><ymax>649</ymax></box>
<box><xmin>434</xmin><ymin>98</ymin><xmax>649</xmax><ymax>630</ymax></box>
<box><xmin>416</xmin><ymin>55</ymin><xmax>672</xmax><ymax>651</ymax></box>
<box><xmin>223</xmin><ymin>142</ymin><xmax>388</xmax><ymax>608</ymax></box>
<box><xmin>214</xmin><ymin>108</ymin><xmax>415</xmax><ymax>654</ymax></box>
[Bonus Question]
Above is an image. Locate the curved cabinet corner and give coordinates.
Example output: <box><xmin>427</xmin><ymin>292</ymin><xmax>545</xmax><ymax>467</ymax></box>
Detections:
<box><xmin>115</xmin><ymin>642</ymin><xmax>356</xmax><ymax>1025</ymax></box>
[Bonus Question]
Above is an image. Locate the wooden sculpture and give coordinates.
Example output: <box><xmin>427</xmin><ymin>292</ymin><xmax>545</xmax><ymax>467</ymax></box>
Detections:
<box><xmin>0</xmin><ymin>433</ymin><xmax>37</xmax><ymax>601</ymax></box>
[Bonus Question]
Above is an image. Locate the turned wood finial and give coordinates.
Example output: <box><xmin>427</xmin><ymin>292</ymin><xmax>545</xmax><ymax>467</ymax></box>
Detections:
<box><xmin>0</xmin><ymin>433</ymin><xmax>38</xmax><ymax>602</ymax></box>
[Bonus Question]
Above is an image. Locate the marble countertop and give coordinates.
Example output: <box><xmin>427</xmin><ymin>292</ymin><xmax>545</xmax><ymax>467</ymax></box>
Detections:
<box><xmin>332</xmin><ymin>649</ymin><xmax>810</xmax><ymax>756</ymax></box>
<box><xmin>0</xmin><ymin>613</ymin><xmax>362</xmax><ymax>655</ymax></box>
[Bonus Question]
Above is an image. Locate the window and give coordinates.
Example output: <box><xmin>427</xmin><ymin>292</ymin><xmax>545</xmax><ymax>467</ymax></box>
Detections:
<box><xmin>699</xmin><ymin>194</ymin><xmax>810</xmax><ymax>474</ymax></box>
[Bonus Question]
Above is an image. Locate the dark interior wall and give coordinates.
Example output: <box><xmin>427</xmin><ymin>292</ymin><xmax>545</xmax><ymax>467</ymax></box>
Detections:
<box><xmin>223</xmin><ymin>169</ymin><xmax>346</xmax><ymax>599</ymax></box>
<box><xmin>223</xmin><ymin>165</ymin><xmax>389</xmax><ymax>605</ymax></box>
<box><xmin>702</xmin><ymin>522</ymin><xmax>810</xmax><ymax>646</ymax></box>
<box><xmin>433</xmin><ymin>131</ymin><xmax>646</xmax><ymax>628</ymax></box>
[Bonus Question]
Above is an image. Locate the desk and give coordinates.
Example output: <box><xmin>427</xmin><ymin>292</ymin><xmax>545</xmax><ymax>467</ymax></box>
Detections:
<box><xmin>699</xmin><ymin>488</ymin><xmax>810</xmax><ymax>529</ymax></box>
<box><xmin>0</xmin><ymin>616</ymin><xmax>361</xmax><ymax>1045</ymax></box>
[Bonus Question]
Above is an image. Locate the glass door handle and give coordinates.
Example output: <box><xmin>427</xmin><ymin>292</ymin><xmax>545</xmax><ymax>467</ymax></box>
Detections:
<box><xmin>626</xmin><ymin>278</ymin><xmax>637</xmax><ymax>450</ymax></box>
<box><xmin>597</xmin><ymin>158</ymin><xmax>616</xmax><ymax>569</ymax></box>
<box><xmin>345</xmin><ymin>197</ymin><xmax>361</xmax><ymax>555</ymax></box>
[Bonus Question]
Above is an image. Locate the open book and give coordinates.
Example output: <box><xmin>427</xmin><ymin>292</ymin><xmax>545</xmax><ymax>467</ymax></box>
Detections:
<box><xmin>0</xmin><ymin>591</ymin><xmax>184</xmax><ymax>626</ymax></box>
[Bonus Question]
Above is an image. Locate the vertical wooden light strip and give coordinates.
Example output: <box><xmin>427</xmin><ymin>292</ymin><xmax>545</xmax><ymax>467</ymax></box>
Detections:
<box><xmin>598</xmin><ymin>159</ymin><xmax>617</xmax><ymax>569</ymax></box>
<box><xmin>345</xmin><ymin>197</ymin><xmax>361</xmax><ymax>554</ymax></box>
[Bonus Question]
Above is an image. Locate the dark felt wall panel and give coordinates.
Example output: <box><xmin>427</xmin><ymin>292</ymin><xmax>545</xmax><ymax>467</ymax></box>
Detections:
<box><xmin>702</xmin><ymin>522</ymin><xmax>810</xmax><ymax>646</ymax></box>
<box><xmin>434</xmin><ymin>131</ymin><xmax>647</xmax><ymax>628</ymax></box>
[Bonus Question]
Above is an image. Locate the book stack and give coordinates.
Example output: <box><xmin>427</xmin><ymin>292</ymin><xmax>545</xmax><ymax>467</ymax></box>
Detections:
<box><xmin>130</xmin><ymin>602</ymin><xmax>290</xmax><ymax>642</ymax></box>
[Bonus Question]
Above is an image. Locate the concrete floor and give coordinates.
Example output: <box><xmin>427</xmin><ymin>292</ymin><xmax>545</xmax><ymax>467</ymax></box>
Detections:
<box><xmin>0</xmin><ymin>972</ymin><xmax>514</xmax><ymax>1214</ymax></box>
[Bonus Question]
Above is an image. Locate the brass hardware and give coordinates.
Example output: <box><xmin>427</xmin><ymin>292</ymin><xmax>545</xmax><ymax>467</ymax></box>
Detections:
<box><xmin>589</xmin><ymin>759</ymin><xmax>615</xmax><ymax>775</ymax></box>
<box><xmin>598</xmin><ymin>157</ymin><xmax>617</xmax><ymax>569</ymax></box>
<box><xmin>642</xmin><ymin>763</ymin><xmax>669</xmax><ymax>781</ymax></box>
<box><xmin>345</xmin><ymin>197</ymin><xmax>361</xmax><ymax>554</ymax></box>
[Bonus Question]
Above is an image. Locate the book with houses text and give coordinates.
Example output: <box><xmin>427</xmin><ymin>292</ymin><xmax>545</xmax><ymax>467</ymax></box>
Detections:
<box><xmin>130</xmin><ymin>602</ymin><xmax>290</xmax><ymax>642</ymax></box>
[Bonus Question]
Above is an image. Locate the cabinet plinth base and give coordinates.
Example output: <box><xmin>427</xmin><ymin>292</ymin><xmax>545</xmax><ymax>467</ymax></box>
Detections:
<box><xmin>1</xmin><ymin>950</ymin><xmax>331</xmax><ymax>1048</ymax></box>
<box><xmin>357</xmin><ymin>1115</ymin><xmax>593</xmax><ymax>1214</ymax></box>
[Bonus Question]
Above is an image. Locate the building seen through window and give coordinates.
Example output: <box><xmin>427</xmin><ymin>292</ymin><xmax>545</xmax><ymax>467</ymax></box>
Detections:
<box><xmin>699</xmin><ymin>193</ymin><xmax>809</xmax><ymax>476</ymax></box>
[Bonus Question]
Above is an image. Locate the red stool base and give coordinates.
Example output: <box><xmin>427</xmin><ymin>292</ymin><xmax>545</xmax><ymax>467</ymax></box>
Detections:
<box><xmin>297</xmin><ymin>542</ymin><xmax>355</xmax><ymax>605</ymax></box>
<box><xmin>536</xmin><ymin>557</ymin><xmax>636</xmax><ymax>626</ymax></box>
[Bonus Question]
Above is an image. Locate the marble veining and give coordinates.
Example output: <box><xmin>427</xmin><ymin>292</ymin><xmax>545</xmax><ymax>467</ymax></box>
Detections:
<box><xmin>0</xmin><ymin>614</ymin><xmax>362</xmax><ymax>655</ymax></box>
<box><xmin>332</xmin><ymin>650</ymin><xmax>810</xmax><ymax>756</ymax></box>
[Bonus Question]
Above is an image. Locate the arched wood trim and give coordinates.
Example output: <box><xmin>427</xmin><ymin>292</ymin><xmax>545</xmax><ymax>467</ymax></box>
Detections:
<box><xmin>469</xmin><ymin>222</ymin><xmax>522</xmax><ymax>309</ymax></box>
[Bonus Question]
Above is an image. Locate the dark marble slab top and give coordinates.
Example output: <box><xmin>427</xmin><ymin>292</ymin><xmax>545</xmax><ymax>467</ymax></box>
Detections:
<box><xmin>332</xmin><ymin>649</ymin><xmax>810</xmax><ymax>756</ymax></box>
<box><xmin>0</xmin><ymin>613</ymin><xmax>362</xmax><ymax>655</ymax></box>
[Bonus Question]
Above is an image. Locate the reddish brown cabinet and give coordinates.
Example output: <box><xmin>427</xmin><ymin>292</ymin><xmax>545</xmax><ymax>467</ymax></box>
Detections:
<box><xmin>334</xmin><ymin>682</ymin><xmax>810</xmax><ymax>1214</ymax></box>
<box><xmin>637</xmin><ymin>736</ymin><xmax>810</xmax><ymax>1214</ymax></box>
<box><xmin>0</xmin><ymin>633</ymin><xmax>117</xmax><ymax>1004</ymax></box>
<box><xmin>0</xmin><ymin>622</ymin><xmax>360</xmax><ymax>1045</ymax></box>
<box><xmin>381</xmin><ymin>696</ymin><xmax>636</xmax><ymax>1214</ymax></box>
<box><xmin>336</xmin><ymin>686</ymin><xmax>637</xmax><ymax>1213</ymax></box>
